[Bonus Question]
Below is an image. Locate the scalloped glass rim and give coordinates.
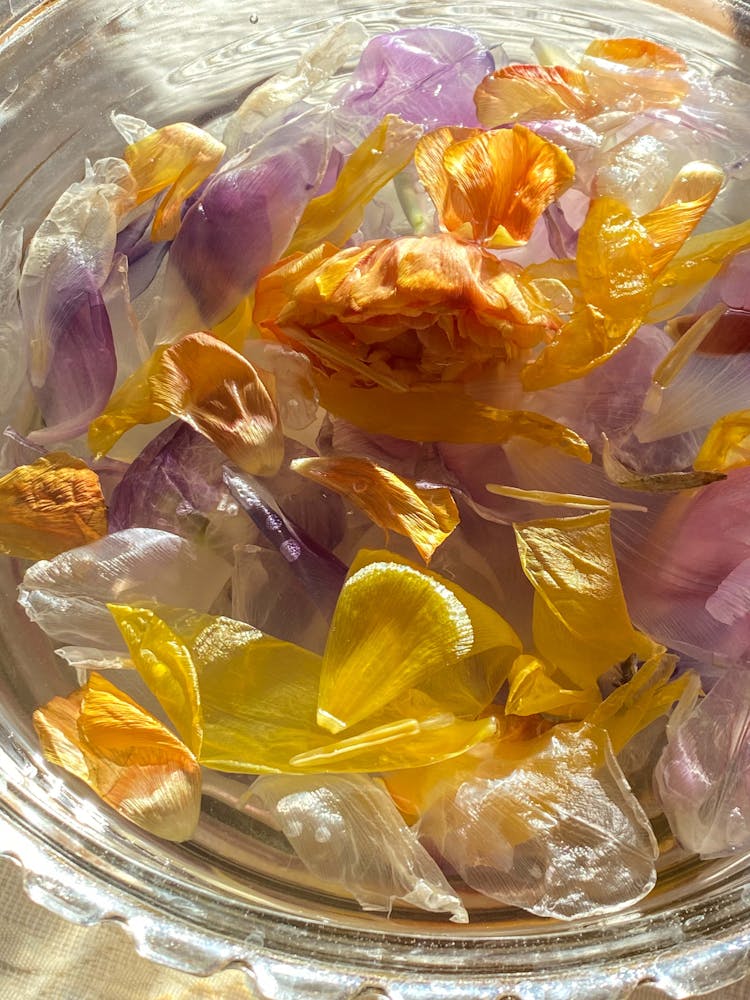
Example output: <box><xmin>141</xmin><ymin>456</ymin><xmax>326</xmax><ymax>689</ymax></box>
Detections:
<box><xmin>2</xmin><ymin>1</ymin><xmax>750</xmax><ymax>998</ymax></box>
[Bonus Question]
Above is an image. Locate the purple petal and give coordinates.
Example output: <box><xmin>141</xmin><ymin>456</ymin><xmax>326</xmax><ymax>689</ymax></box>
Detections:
<box><xmin>336</xmin><ymin>27</ymin><xmax>494</xmax><ymax>130</ymax></box>
<box><xmin>115</xmin><ymin>208</ymin><xmax>169</xmax><ymax>300</ymax></box>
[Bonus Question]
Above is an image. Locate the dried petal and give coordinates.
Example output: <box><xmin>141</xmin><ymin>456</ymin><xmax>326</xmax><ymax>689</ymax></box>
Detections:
<box><xmin>33</xmin><ymin>672</ymin><xmax>200</xmax><ymax>842</ymax></box>
<box><xmin>0</xmin><ymin>453</ymin><xmax>107</xmax><ymax>560</ymax></box>
<box><xmin>602</xmin><ymin>435</ymin><xmax>726</xmax><ymax>491</ymax></box>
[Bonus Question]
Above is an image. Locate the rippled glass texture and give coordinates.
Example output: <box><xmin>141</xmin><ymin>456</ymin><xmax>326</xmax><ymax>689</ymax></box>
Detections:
<box><xmin>2</xmin><ymin>2</ymin><xmax>750</xmax><ymax>998</ymax></box>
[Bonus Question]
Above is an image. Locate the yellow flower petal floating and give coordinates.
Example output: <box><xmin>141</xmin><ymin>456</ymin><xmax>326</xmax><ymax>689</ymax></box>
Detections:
<box><xmin>33</xmin><ymin>672</ymin><xmax>201</xmax><ymax>842</ymax></box>
<box><xmin>287</xmin><ymin>114</ymin><xmax>423</xmax><ymax>255</ymax></box>
<box><xmin>694</xmin><ymin>410</ymin><xmax>750</xmax><ymax>472</ymax></box>
<box><xmin>514</xmin><ymin>509</ymin><xmax>655</xmax><ymax>689</ymax></box>
<box><xmin>415</xmin><ymin>124</ymin><xmax>574</xmax><ymax>247</ymax></box>
<box><xmin>317</xmin><ymin>548</ymin><xmax>523</xmax><ymax>733</ymax></box>
<box><xmin>0</xmin><ymin>453</ymin><xmax>107</xmax><ymax>560</ymax></box>
<box><xmin>290</xmin><ymin>454</ymin><xmax>459</xmax><ymax>562</ymax></box>
<box><xmin>581</xmin><ymin>37</ymin><xmax>689</xmax><ymax>110</ymax></box>
<box><xmin>505</xmin><ymin>653</ymin><xmax>601</xmax><ymax>720</ymax></box>
<box><xmin>124</xmin><ymin>123</ymin><xmax>225</xmax><ymax>241</ymax></box>
<box><xmin>474</xmin><ymin>64</ymin><xmax>597</xmax><ymax>127</ymax></box>
<box><xmin>109</xmin><ymin>603</ymin><xmax>498</xmax><ymax>774</ymax></box>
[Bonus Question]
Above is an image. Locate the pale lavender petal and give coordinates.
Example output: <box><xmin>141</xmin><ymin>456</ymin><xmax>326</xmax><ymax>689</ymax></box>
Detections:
<box><xmin>336</xmin><ymin>27</ymin><xmax>494</xmax><ymax>130</ymax></box>
<box><xmin>249</xmin><ymin>774</ymin><xmax>467</xmax><ymax>922</ymax></box>
<box><xmin>115</xmin><ymin>208</ymin><xmax>169</xmax><ymax>300</ymax></box>
<box><xmin>655</xmin><ymin>668</ymin><xmax>750</xmax><ymax>856</ymax></box>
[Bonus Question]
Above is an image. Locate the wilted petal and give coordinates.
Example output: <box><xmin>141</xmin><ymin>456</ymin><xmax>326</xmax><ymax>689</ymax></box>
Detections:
<box><xmin>694</xmin><ymin>410</ymin><xmax>750</xmax><ymax>472</ymax></box>
<box><xmin>291</xmin><ymin>455</ymin><xmax>458</xmax><ymax>562</ymax></box>
<box><xmin>602</xmin><ymin>435</ymin><xmax>725</xmax><ymax>491</ymax></box>
<box><xmin>18</xmin><ymin>527</ymin><xmax>230</xmax><ymax>653</ymax></box>
<box><xmin>33</xmin><ymin>672</ymin><xmax>201</xmax><ymax>842</ymax></box>
<box><xmin>581</xmin><ymin>37</ymin><xmax>689</xmax><ymax>110</ymax></box>
<box><xmin>0</xmin><ymin>452</ymin><xmax>107</xmax><ymax>560</ymax></box>
<box><xmin>416</xmin><ymin>125</ymin><xmax>574</xmax><ymax>247</ymax></box>
<box><xmin>474</xmin><ymin>64</ymin><xmax>596</xmax><ymax>127</ymax></box>
<box><xmin>337</xmin><ymin>27</ymin><xmax>494</xmax><ymax>129</ymax></box>
<box><xmin>506</xmin><ymin>653</ymin><xmax>601</xmax><ymax>719</ymax></box>
<box><xmin>514</xmin><ymin>509</ymin><xmax>654</xmax><ymax>688</ymax></box>
<box><xmin>249</xmin><ymin>773</ymin><xmax>468</xmax><ymax>921</ymax></box>
<box><xmin>417</xmin><ymin>723</ymin><xmax>658</xmax><ymax>918</ymax></box>
<box><xmin>243</xmin><ymin>340</ymin><xmax>319</xmax><ymax>430</ymax></box>
<box><xmin>654</xmin><ymin>668</ymin><xmax>750</xmax><ymax>856</ymax></box>
<box><xmin>124</xmin><ymin>123</ymin><xmax>225</xmax><ymax>241</ymax></box>
<box><xmin>288</xmin><ymin>115</ymin><xmax>423</xmax><ymax>254</ymax></box>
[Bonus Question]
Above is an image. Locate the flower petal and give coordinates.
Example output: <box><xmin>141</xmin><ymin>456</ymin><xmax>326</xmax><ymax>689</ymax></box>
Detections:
<box><xmin>474</xmin><ymin>65</ymin><xmax>596</xmax><ymax>127</ymax></box>
<box><xmin>33</xmin><ymin>672</ymin><xmax>201</xmax><ymax>842</ymax></box>
<box><xmin>694</xmin><ymin>410</ymin><xmax>750</xmax><ymax>472</ymax></box>
<box><xmin>506</xmin><ymin>653</ymin><xmax>601</xmax><ymax>719</ymax></box>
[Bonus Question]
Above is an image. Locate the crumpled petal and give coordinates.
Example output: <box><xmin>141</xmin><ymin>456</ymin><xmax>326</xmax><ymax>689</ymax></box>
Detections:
<box><xmin>415</xmin><ymin>124</ymin><xmax>574</xmax><ymax>247</ymax></box>
<box><xmin>287</xmin><ymin>115</ymin><xmax>423</xmax><ymax>255</ymax></box>
<box><xmin>33</xmin><ymin>672</ymin><xmax>200</xmax><ymax>842</ymax></box>
<box><xmin>580</xmin><ymin>37</ymin><xmax>689</xmax><ymax>111</ymax></box>
<box><xmin>337</xmin><ymin>27</ymin><xmax>494</xmax><ymax>130</ymax></box>
<box><xmin>290</xmin><ymin>455</ymin><xmax>459</xmax><ymax>562</ymax></box>
<box><xmin>18</xmin><ymin>527</ymin><xmax>231</xmax><ymax>655</ymax></box>
<box><xmin>0</xmin><ymin>452</ymin><xmax>107</xmax><ymax>560</ymax></box>
<box><xmin>654</xmin><ymin>668</ymin><xmax>750</xmax><ymax>856</ymax></box>
<box><xmin>19</xmin><ymin>158</ymin><xmax>136</xmax><ymax>442</ymax></box>
<box><xmin>506</xmin><ymin>653</ymin><xmax>601</xmax><ymax>719</ymax></box>
<box><xmin>415</xmin><ymin>722</ymin><xmax>658</xmax><ymax>919</ymax></box>
<box><xmin>474</xmin><ymin>64</ymin><xmax>597</xmax><ymax>127</ymax></box>
<box><xmin>514</xmin><ymin>509</ymin><xmax>655</xmax><ymax>688</ymax></box>
<box><xmin>694</xmin><ymin>410</ymin><xmax>750</xmax><ymax>472</ymax></box>
<box><xmin>249</xmin><ymin>773</ymin><xmax>468</xmax><ymax>922</ymax></box>
<box><xmin>124</xmin><ymin>123</ymin><xmax>225</xmax><ymax>241</ymax></box>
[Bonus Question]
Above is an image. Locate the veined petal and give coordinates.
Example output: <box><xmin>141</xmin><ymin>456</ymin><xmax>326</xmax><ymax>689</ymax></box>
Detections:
<box><xmin>474</xmin><ymin>65</ymin><xmax>596</xmax><ymax>127</ymax></box>
<box><xmin>514</xmin><ymin>509</ymin><xmax>654</xmax><ymax>688</ymax></box>
<box><xmin>415</xmin><ymin>125</ymin><xmax>574</xmax><ymax>247</ymax></box>
<box><xmin>290</xmin><ymin>455</ymin><xmax>459</xmax><ymax>562</ymax></box>
<box><xmin>0</xmin><ymin>453</ymin><xmax>107</xmax><ymax>560</ymax></box>
<box><xmin>124</xmin><ymin>123</ymin><xmax>225</xmax><ymax>241</ymax></box>
<box><xmin>581</xmin><ymin>37</ymin><xmax>689</xmax><ymax>109</ymax></box>
<box><xmin>694</xmin><ymin>410</ymin><xmax>750</xmax><ymax>472</ymax></box>
<box><xmin>506</xmin><ymin>653</ymin><xmax>601</xmax><ymax>719</ymax></box>
<box><xmin>33</xmin><ymin>672</ymin><xmax>201</xmax><ymax>842</ymax></box>
<box><xmin>288</xmin><ymin>115</ymin><xmax>423</xmax><ymax>254</ymax></box>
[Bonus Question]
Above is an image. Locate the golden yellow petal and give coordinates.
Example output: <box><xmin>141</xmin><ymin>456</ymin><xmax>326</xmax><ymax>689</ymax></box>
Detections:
<box><xmin>0</xmin><ymin>453</ymin><xmax>107</xmax><ymax>560</ymax></box>
<box><xmin>287</xmin><ymin>114</ymin><xmax>422</xmax><ymax>255</ymax></box>
<box><xmin>290</xmin><ymin>455</ymin><xmax>459</xmax><ymax>562</ymax></box>
<box><xmin>416</xmin><ymin>125</ymin><xmax>574</xmax><ymax>247</ymax></box>
<box><xmin>506</xmin><ymin>653</ymin><xmax>601</xmax><ymax>720</ymax></box>
<box><xmin>474</xmin><ymin>64</ymin><xmax>596</xmax><ymax>127</ymax></box>
<box><xmin>694</xmin><ymin>410</ymin><xmax>750</xmax><ymax>472</ymax></box>
<box><xmin>486</xmin><ymin>482</ymin><xmax>646</xmax><ymax>512</ymax></box>
<box><xmin>124</xmin><ymin>123</ymin><xmax>225</xmax><ymax>241</ymax></box>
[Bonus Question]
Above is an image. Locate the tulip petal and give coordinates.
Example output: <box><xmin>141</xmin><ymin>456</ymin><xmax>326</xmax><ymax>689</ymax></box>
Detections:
<box><xmin>506</xmin><ymin>653</ymin><xmax>601</xmax><ymax>720</ymax></box>
<box><xmin>0</xmin><ymin>452</ymin><xmax>107</xmax><ymax>560</ymax></box>
<box><xmin>124</xmin><ymin>123</ymin><xmax>225</xmax><ymax>241</ymax></box>
<box><xmin>474</xmin><ymin>65</ymin><xmax>596</xmax><ymax>128</ymax></box>
<box><xmin>33</xmin><ymin>672</ymin><xmax>201</xmax><ymax>842</ymax></box>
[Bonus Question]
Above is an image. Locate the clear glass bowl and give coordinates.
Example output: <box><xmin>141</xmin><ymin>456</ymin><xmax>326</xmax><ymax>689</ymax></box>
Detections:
<box><xmin>2</xmin><ymin>2</ymin><xmax>750</xmax><ymax>997</ymax></box>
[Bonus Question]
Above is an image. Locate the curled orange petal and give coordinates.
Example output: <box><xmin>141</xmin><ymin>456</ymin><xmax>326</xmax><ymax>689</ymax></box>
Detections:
<box><xmin>415</xmin><ymin>125</ymin><xmax>574</xmax><ymax>247</ymax></box>
<box><xmin>474</xmin><ymin>64</ymin><xmax>597</xmax><ymax>127</ymax></box>
<box><xmin>33</xmin><ymin>672</ymin><xmax>201</xmax><ymax>842</ymax></box>
<box><xmin>291</xmin><ymin>455</ymin><xmax>459</xmax><ymax>562</ymax></box>
<box><xmin>124</xmin><ymin>123</ymin><xmax>225</xmax><ymax>241</ymax></box>
<box><xmin>151</xmin><ymin>333</ymin><xmax>284</xmax><ymax>476</ymax></box>
<box><xmin>0</xmin><ymin>452</ymin><xmax>107</xmax><ymax>560</ymax></box>
<box><xmin>583</xmin><ymin>37</ymin><xmax>687</xmax><ymax>71</ymax></box>
<box><xmin>581</xmin><ymin>37</ymin><xmax>689</xmax><ymax>109</ymax></box>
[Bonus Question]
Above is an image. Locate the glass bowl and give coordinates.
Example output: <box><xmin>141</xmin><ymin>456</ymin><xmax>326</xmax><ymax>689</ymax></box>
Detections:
<box><xmin>2</xmin><ymin>1</ymin><xmax>750</xmax><ymax>997</ymax></box>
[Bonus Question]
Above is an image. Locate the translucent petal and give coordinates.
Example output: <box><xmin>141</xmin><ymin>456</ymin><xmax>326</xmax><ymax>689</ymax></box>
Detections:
<box><xmin>486</xmin><ymin>482</ymin><xmax>645</xmax><ymax>511</ymax></box>
<box><xmin>0</xmin><ymin>452</ymin><xmax>107</xmax><ymax>560</ymax></box>
<box><xmin>602</xmin><ymin>435</ymin><xmax>725</xmax><ymax>491</ymax></box>
<box><xmin>514</xmin><ymin>510</ymin><xmax>655</xmax><ymax>688</ymax></box>
<box><xmin>290</xmin><ymin>455</ymin><xmax>459</xmax><ymax>562</ymax></box>
<box><xmin>506</xmin><ymin>654</ymin><xmax>601</xmax><ymax>719</ymax></box>
<box><xmin>581</xmin><ymin>37</ymin><xmax>689</xmax><ymax>110</ymax></box>
<box><xmin>248</xmin><ymin>774</ymin><xmax>468</xmax><ymax>921</ymax></box>
<box><xmin>417</xmin><ymin>723</ymin><xmax>658</xmax><ymax>918</ymax></box>
<box><xmin>694</xmin><ymin>410</ymin><xmax>750</xmax><ymax>472</ymax></box>
<box><xmin>288</xmin><ymin>115</ymin><xmax>423</xmax><ymax>254</ymax></box>
<box><xmin>474</xmin><ymin>65</ymin><xmax>596</xmax><ymax>127</ymax></box>
<box><xmin>124</xmin><ymin>123</ymin><xmax>225</xmax><ymax>240</ymax></box>
<box><xmin>0</xmin><ymin>223</ymin><xmax>31</xmax><ymax>430</ymax></box>
<box><xmin>33</xmin><ymin>672</ymin><xmax>201</xmax><ymax>842</ymax></box>
<box><xmin>415</xmin><ymin>124</ymin><xmax>574</xmax><ymax>247</ymax></box>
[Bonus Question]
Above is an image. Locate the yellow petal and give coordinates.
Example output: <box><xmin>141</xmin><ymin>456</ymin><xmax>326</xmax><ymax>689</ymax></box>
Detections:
<box><xmin>124</xmin><ymin>123</ymin><xmax>225</xmax><ymax>241</ymax></box>
<box><xmin>514</xmin><ymin>510</ymin><xmax>655</xmax><ymax>688</ymax></box>
<box><xmin>33</xmin><ymin>673</ymin><xmax>201</xmax><ymax>842</ymax></box>
<box><xmin>317</xmin><ymin>548</ymin><xmax>523</xmax><ymax>733</ymax></box>
<box><xmin>287</xmin><ymin>114</ymin><xmax>422</xmax><ymax>255</ymax></box>
<box><xmin>506</xmin><ymin>653</ymin><xmax>601</xmax><ymax>719</ymax></box>
<box><xmin>486</xmin><ymin>482</ymin><xmax>646</xmax><ymax>512</ymax></box>
<box><xmin>474</xmin><ymin>64</ymin><xmax>596</xmax><ymax>127</ymax></box>
<box><xmin>415</xmin><ymin>125</ymin><xmax>574</xmax><ymax>247</ymax></box>
<box><xmin>602</xmin><ymin>434</ymin><xmax>726</xmax><ymax>490</ymax></box>
<box><xmin>150</xmin><ymin>333</ymin><xmax>283</xmax><ymax>476</ymax></box>
<box><xmin>316</xmin><ymin>379</ymin><xmax>591</xmax><ymax>462</ymax></box>
<box><xmin>694</xmin><ymin>410</ymin><xmax>750</xmax><ymax>472</ymax></box>
<box><xmin>0</xmin><ymin>453</ymin><xmax>107</xmax><ymax>560</ymax></box>
<box><xmin>291</xmin><ymin>455</ymin><xmax>459</xmax><ymax>562</ymax></box>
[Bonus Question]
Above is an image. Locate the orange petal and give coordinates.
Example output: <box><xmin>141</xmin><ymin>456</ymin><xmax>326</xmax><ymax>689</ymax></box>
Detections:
<box><xmin>582</xmin><ymin>37</ymin><xmax>689</xmax><ymax>109</ymax></box>
<box><xmin>149</xmin><ymin>333</ymin><xmax>283</xmax><ymax>476</ymax></box>
<box><xmin>33</xmin><ymin>672</ymin><xmax>201</xmax><ymax>842</ymax></box>
<box><xmin>416</xmin><ymin>125</ymin><xmax>574</xmax><ymax>247</ymax></box>
<box><xmin>0</xmin><ymin>452</ymin><xmax>107</xmax><ymax>560</ymax></box>
<box><xmin>694</xmin><ymin>410</ymin><xmax>750</xmax><ymax>472</ymax></box>
<box><xmin>291</xmin><ymin>455</ymin><xmax>459</xmax><ymax>562</ymax></box>
<box><xmin>583</xmin><ymin>37</ymin><xmax>687</xmax><ymax>71</ymax></box>
<box><xmin>474</xmin><ymin>64</ymin><xmax>597</xmax><ymax>127</ymax></box>
<box><xmin>124</xmin><ymin>123</ymin><xmax>225</xmax><ymax>241</ymax></box>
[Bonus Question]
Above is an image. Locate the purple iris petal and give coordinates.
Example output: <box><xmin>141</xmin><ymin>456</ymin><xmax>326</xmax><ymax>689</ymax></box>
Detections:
<box><xmin>336</xmin><ymin>27</ymin><xmax>494</xmax><ymax>129</ymax></box>
<box><xmin>115</xmin><ymin>209</ymin><xmax>169</xmax><ymax>300</ymax></box>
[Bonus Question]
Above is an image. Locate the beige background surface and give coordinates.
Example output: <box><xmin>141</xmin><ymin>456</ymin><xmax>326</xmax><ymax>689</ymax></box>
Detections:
<box><xmin>0</xmin><ymin>857</ymin><xmax>748</xmax><ymax>1000</ymax></box>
